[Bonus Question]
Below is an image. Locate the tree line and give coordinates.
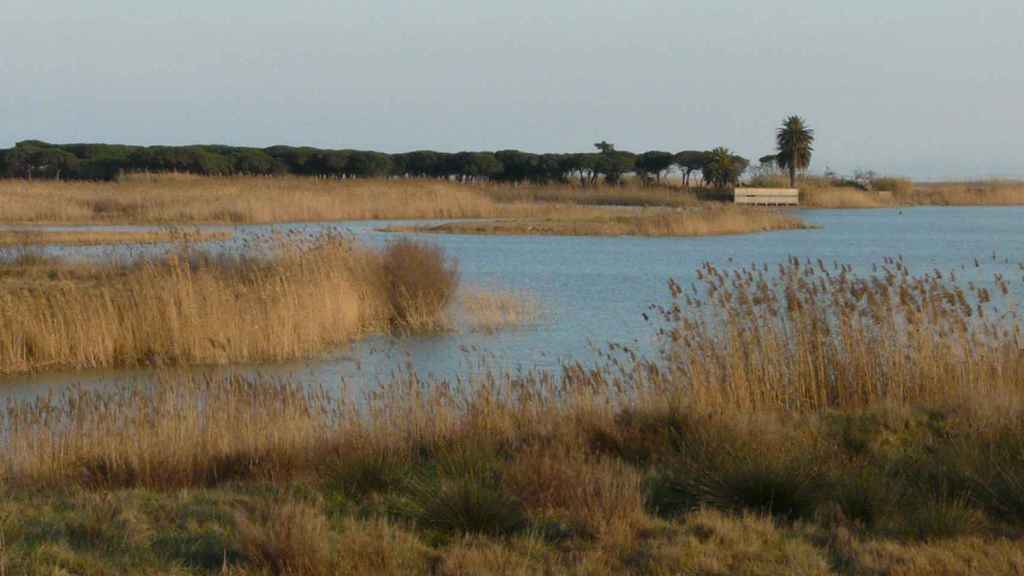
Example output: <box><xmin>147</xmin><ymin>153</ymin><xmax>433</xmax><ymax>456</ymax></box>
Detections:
<box><xmin>0</xmin><ymin>140</ymin><xmax>752</xmax><ymax>188</ymax></box>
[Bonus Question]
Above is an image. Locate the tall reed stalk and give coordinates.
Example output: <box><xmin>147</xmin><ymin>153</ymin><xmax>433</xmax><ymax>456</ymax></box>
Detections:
<box><xmin>0</xmin><ymin>235</ymin><xmax>458</xmax><ymax>374</ymax></box>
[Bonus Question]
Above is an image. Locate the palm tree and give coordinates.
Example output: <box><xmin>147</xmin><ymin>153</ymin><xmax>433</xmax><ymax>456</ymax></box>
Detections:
<box><xmin>776</xmin><ymin>116</ymin><xmax>814</xmax><ymax>188</ymax></box>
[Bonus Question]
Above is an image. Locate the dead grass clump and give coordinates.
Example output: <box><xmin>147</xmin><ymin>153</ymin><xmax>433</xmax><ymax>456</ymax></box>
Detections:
<box><xmin>437</xmin><ymin>534</ymin><xmax>556</xmax><ymax>576</ymax></box>
<box><xmin>503</xmin><ymin>446</ymin><xmax>648</xmax><ymax>540</ymax></box>
<box><xmin>333</xmin><ymin>517</ymin><xmax>434</xmax><ymax>575</ymax></box>
<box><xmin>459</xmin><ymin>288</ymin><xmax>539</xmax><ymax>334</ymax></box>
<box><xmin>837</xmin><ymin>537</ymin><xmax>1024</xmax><ymax>576</ymax></box>
<box><xmin>235</xmin><ymin>500</ymin><xmax>334</xmax><ymax>576</ymax></box>
<box><xmin>640</xmin><ymin>509</ymin><xmax>832</xmax><ymax>576</ymax></box>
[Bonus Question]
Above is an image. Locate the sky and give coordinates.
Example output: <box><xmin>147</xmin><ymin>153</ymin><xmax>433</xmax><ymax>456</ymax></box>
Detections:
<box><xmin>2</xmin><ymin>1</ymin><xmax>1022</xmax><ymax>179</ymax></box>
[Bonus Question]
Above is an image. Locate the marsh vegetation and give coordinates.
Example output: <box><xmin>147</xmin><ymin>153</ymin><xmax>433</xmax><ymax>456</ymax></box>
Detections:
<box><xmin>2</xmin><ymin>257</ymin><xmax>1022</xmax><ymax>574</ymax></box>
<box><xmin>0</xmin><ymin>235</ymin><xmax>459</xmax><ymax>374</ymax></box>
<box><xmin>383</xmin><ymin>205</ymin><xmax>810</xmax><ymax>237</ymax></box>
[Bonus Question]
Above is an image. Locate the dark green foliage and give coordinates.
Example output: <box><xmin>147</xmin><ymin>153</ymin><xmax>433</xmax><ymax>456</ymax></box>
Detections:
<box><xmin>673</xmin><ymin>150</ymin><xmax>710</xmax><ymax>188</ymax></box>
<box><xmin>701</xmin><ymin>147</ymin><xmax>749</xmax><ymax>190</ymax></box>
<box><xmin>635</xmin><ymin>151</ymin><xmax>675</xmax><ymax>184</ymax></box>
<box><xmin>776</xmin><ymin>115</ymin><xmax>815</xmax><ymax>187</ymax></box>
<box><xmin>0</xmin><ymin>139</ymin><xmax>767</xmax><ymax>188</ymax></box>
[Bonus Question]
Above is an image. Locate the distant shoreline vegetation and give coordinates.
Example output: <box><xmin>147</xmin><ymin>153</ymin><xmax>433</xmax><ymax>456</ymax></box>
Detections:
<box><xmin>0</xmin><ymin>140</ymin><xmax>746</xmax><ymax>186</ymax></box>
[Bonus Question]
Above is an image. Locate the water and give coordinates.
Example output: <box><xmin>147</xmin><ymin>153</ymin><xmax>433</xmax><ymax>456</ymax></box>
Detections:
<box><xmin>3</xmin><ymin>207</ymin><xmax>1023</xmax><ymax>398</ymax></box>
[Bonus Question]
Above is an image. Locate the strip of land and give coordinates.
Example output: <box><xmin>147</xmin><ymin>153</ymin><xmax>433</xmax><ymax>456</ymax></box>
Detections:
<box><xmin>2</xmin><ymin>175</ymin><xmax>1020</xmax><ymax>232</ymax></box>
<box><xmin>383</xmin><ymin>206</ymin><xmax>812</xmax><ymax>237</ymax></box>
<box><xmin>0</xmin><ymin>228</ymin><xmax>231</xmax><ymax>246</ymax></box>
<box><xmin>778</xmin><ymin>177</ymin><xmax>1024</xmax><ymax>209</ymax></box>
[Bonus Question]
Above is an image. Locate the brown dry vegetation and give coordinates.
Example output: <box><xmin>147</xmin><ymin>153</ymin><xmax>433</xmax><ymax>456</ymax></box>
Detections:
<box><xmin>787</xmin><ymin>176</ymin><xmax>1024</xmax><ymax>208</ymax></box>
<box><xmin>0</xmin><ymin>174</ymin><xmax>703</xmax><ymax>225</ymax></box>
<box><xmin>458</xmin><ymin>288</ymin><xmax>540</xmax><ymax>334</ymax></box>
<box><xmin>0</xmin><ymin>235</ymin><xmax>458</xmax><ymax>374</ymax></box>
<box><xmin>0</xmin><ymin>227</ymin><xmax>231</xmax><ymax>246</ymax></box>
<box><xmin>2</xmin><ymin>257</ymin><xmax>1023</xmax><ymax>573</ymax></box>
<box><xmin>384</xmin><ymin>205</ymin><xmax>811</xmax><ymax>237</ymax></box>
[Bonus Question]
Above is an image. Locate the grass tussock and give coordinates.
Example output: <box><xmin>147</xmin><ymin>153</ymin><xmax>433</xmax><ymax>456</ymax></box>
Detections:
<box><xmin>385</xmin><ymin>205</ymin><xmax>811</xmax><ymax>237</ymax></box>
<box><xmin>2</xmin><ymin>257</ymin><xmax>1024</xmax><ymax>573</ymax></box>
<box><xmin>0</xmin><ymin>235</ymin><xmax>458</xmax><ymax>374</ymax></box>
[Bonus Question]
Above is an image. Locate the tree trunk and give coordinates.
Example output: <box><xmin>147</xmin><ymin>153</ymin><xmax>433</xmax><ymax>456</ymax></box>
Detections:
<box><xmin>789</xmin><ymin>143</ymin><xmax>797</xmax><ymax>188</ymax></box>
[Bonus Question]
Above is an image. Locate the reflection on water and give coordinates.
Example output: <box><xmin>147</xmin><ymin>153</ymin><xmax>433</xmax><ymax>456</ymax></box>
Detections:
<box><xmin>3</xmin><ymin>207</ymin><xmax>1024</xmax><ymax>398</ymax></box>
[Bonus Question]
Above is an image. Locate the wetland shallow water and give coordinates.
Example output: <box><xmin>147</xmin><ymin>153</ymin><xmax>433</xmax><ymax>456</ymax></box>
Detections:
<box><xmin>3</xmin><ymin>206</ymin><xmax>1023</xmax><ymax>398</ymax></box>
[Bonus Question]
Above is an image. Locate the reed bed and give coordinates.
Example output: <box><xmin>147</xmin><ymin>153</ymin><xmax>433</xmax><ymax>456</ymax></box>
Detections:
<box><xmin>458</xmin><ymin>288</ymin><xmax>540</xmax><ymax>334</ymax></box>
<box><xmin>1</xmin><ymin>257</ymin><xmax>1023</xmax><ymax>573</ymax></box>
<box><xmin>0</xmin><ymin>227</ymin><xmax>231</xmax><ymax>246</ymax></box>
<box><xmin>385</xmin><ymin>205</ymin><xmax>811</xmax><ymax>237</ymax></box>
<box><xmin>0</xmin><ymin>175</ymin><xmax>700</xmax><ymax>226</ymax></box>
<box><xmin>0</xmin><ymin>235</ymin><xmax>458</xmax><ymax>374</ymax></box>
<box><xmin>659</xmin><ymin>256</ymin><xmax>1024</xmax><ymax>411</ymax></box>
<box><xmin>797</xmin><ymin>179</ymin><xmax>1024</xmax><ymax>208</ymax></box>
<box><xmin>481</xmin><ymin>182</ymin><xmax>699</xmax><ymax>208</ymax></box>
<box><xmin>0</xmin><ymin>175</ymin><xmax>528</xmax><ymax>224</ymax></box>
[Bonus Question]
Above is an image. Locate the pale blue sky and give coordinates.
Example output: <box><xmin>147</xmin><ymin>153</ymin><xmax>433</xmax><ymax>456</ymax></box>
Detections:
<box><xmin>2</xmin><ymin>1</ymin><xmax>1022</xmax><ymax>178</ymax></box>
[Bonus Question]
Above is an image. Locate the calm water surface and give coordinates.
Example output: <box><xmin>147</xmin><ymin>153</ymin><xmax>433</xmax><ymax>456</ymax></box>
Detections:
<box><xmin>3</xmin><ymin>207</ymin><xmax>1023</xmax><ymax>398</ymax></box>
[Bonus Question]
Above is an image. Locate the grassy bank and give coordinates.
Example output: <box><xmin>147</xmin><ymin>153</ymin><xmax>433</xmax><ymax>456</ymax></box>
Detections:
<box><xmin>1</xmin><ymin>258</ymin><xmax>1022</xmax><ymax>574</ymax></box>
<box><xmin>0</xmin><ymin>175</ymin><xmax>701</xmax><ymax>225</ymax></box>
<box><xmin>778</xmin><ymin>176</ymin><xmax>1024</xmax><ymax>208</ymax></box>
<box><xmin>0</xmin><ymin>227</ymin><xmax>231</xmax><ymax>246</ymax></box>
<box><xmin>383</xmin><ymin>205</ymin><xmax>811</xmax><ymax>237</ymax></box>
<box><xmin>0</xmin><ymin>236</ymin><xmax>458</xmax><ymax>374</ymax></box>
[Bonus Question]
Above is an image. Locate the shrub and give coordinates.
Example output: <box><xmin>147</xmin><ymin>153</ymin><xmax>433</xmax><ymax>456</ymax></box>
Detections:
<box><xmin>380</xmin><ymin>239</ymin><xmax>460</xmax><ymax>331</ymax></box>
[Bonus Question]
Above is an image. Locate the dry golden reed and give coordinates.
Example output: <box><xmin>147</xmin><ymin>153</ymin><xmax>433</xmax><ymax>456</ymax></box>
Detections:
<box><xmin>458</xmin><ymin>288</ymin><xmax>540</xmax><ymax>334</ymax></box>
<box><xmin>385</xmin><ymin>205</ymin><xmax>810</xmax><ymax>237</ymax></box>
<box><xmin>0</xmin><ymin>235</ymin><xmax>458</xmax><ymax>374</ymax></box>
<box><xmin>0</xmin><ymin>175</ymin><xmax>699</xmax><ymax>225</ymax></box>
<box><xmin>0</xmin><ymin>227</ymin><xmax>231</xmax><ymax>246</ymax></box>
<box><xmin>798</xmin><ymin>179</ymin><xmax>1024</xmax><ymax>208</ymax></box>
<box><xmin>658</xmin><ymin>256</ymin><xmax>1024</xmax><ymax>411</ymax></box>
